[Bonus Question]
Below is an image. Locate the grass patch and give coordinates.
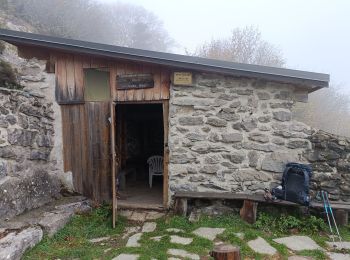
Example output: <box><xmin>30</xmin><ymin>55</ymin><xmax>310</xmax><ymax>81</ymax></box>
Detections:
<box><xmin>23</xmin><ymin>206</ymin><xmax>349</xmax><ymax>260</ymax></box>
<box><xmin>299</xmin><ymin>249</ymin><xmax>327</xmax><ymax>260</ymax></box>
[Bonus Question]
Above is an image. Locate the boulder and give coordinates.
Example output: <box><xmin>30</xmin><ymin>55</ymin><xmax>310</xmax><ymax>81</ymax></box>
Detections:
<box><xmin>0</xmin><ymin>227</ymin><xmax>43</xmax><ymax>260</ymax></box>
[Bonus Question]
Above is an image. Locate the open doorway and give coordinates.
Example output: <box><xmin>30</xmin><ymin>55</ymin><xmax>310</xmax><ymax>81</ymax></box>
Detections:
<box><xmin>115</xmin><ymin>103</ymin><xmax>164</xmax><ymax>209</ymax></box>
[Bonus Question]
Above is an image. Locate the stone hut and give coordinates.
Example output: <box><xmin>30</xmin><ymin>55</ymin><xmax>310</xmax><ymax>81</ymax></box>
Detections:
<box><xmin>1</xmin><ymin>28</ymin><xmax>349</xmax><ymax>221</ymax></box>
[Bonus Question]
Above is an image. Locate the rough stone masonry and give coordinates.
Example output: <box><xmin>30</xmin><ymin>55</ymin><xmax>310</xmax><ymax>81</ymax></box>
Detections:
<box><xmin>168</xmin><ymin>73</ymin><xmax>350</xmax><ymax>202</ymax></box>
<box><xmin>0</xmin><ymin>42</ymin><xmax>64</xmax><ymax>219</ymax></box>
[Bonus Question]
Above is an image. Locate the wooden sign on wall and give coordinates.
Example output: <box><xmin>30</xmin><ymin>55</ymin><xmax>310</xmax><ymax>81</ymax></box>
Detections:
<box><xmin>173</xmin><ymin>72</ymin><xmax>193</xmax><ymax>85</ymax></box>
<box><xmin>117</xmin><ymin>73</ymin><xmax>154</xmax><ymax>90</ymax></box>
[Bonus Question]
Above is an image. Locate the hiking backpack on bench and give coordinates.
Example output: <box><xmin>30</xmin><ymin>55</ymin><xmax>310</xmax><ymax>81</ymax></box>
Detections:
<box><xmin>272</xmin><ymin>163</ymin><xmax>312</xmax><ymax>206</ymax></box>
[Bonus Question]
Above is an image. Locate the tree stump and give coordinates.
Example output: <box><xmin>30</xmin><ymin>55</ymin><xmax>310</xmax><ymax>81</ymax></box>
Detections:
<box><xmin>210</xmin><ymin>244</ymin><xmax>241</xmax><ymax>260</ymax></box>
<box><xmin>174</xmin><ymin>198</ymin><xmax>188</xmax><ymax>216</ymax></box>
<box><xmin>240</xmin><ymin>200</ymin><xmax>258</xmax><ymax>224</ymax></box>
<box><xmin>334</xmin><ymin>209</ymin><xmax>348</xmax><ymax>226</ymax></box>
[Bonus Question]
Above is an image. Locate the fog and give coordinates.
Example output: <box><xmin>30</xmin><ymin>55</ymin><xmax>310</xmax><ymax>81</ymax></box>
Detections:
<box><xmin>101</xmin><ymin>0</ymin><xmax>350</xmax><ymax>94</ymax></box>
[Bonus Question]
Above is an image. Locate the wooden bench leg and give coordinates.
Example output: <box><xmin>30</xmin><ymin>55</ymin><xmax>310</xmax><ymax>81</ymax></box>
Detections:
<box><xmin>334</xmin><ymin>209</ymin><xmax>348</xmax><ymax>226</ymax></box>
<box><xmin>174</xmin><ymin>198</ymin><xmax>188</xmax><ymax>217</ymax></box>
<box><xmin>240</xmin><ymin>200</ymin><xmax>258</xmax><ymax>224</ymax></box>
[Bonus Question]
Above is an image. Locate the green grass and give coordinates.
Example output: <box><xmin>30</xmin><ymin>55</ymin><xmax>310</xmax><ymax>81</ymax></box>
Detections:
<box><xmin>23</xmin><ymin>205</ymin><xmax>350</xmax><ymax>260</ymax></box>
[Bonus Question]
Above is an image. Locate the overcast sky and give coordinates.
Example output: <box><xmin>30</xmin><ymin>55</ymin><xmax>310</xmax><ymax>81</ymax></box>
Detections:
<box><xmin>101</xmin><ymin>0</ymin><xmax>349</xmax><ymax>93</ymax></box>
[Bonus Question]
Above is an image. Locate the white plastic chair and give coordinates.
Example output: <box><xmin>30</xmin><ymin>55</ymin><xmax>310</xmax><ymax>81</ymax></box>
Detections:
<box><xmin>147</xmin><ymin>155</ymin><xmax>163</xmax><ymax>188</ymax></box>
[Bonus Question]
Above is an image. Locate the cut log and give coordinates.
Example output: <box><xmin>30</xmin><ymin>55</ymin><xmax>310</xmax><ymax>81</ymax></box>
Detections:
<box><xmin>174</xmin><ymin>198</ymin><xmax>188</xmax><ymax>216</ymax></box>
<box><xmin>240</xmin><ymin>200</ymin><xmax>258</xmax><ymax>224</ymax></box>
<box><xmin>210</xmin><ymin>244</ymin><xmax>241</xmax><ymax>260</ymax></box>
<box><xmin>334</xmin><ymin>209</ymin><xmax>348</xmax><ymax>226</ymax></box>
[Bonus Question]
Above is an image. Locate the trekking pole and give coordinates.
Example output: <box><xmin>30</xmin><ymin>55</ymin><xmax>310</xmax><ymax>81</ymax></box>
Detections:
<box><xmin>325</xmin><ymin>192</ymin><xmax>342</xmax><ymax>243</ymax></box>
<box><xmin>321</xmin><ymin>191</ymin><xmax>335</xmax><ymax>244</ymax></box>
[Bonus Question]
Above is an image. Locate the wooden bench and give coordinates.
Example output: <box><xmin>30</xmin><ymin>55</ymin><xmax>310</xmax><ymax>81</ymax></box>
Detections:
<box><xmin>174</xmin><ymin>191</ymin><xmax>350</xmax><ymax>225</ymax></box>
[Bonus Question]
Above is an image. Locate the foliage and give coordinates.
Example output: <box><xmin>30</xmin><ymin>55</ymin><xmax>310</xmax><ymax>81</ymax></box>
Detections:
<box><xmin>23</xmin><ymin>207</ymin><xmax>349</xmax><ymax>259</ymax></box>
<box><xmin>0</xmin><ymin>41</ymin><xmax>5</xmax><ymax>54</ymax></box>
<box><xmin>254</xmin><ymin>212</ymin><xmax>327</xmax><ymax>234</ymax></box>
<box><xmin>293</xmin><ymin>85</ymin><xmax>350</xmax><ymax>137</ymax></box>
<box><xmin>5</xmin><ymin>0</ymin><xmax>174</xmax><ymax>52</ymax></box>
<box><xmin>192</xmin><ymin>26</ymin><xmax>285</xmax><ymax>67</ymax></box>
<box><xmin>0</xmin><ymin>59</ymin><xmax>23</xmax><ymax>89</ymax></box>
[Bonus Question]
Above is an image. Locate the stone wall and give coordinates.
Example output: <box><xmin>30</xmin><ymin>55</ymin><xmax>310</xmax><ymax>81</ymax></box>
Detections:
<box><xmin>168</xmin><ymin>73</ymin><xmax>350</xmax><ymax>203</ymax></box>
<box><xmin>0</xmin><ymin>41</ymin><xmax>64</xmax><ymax>219</ymax></box>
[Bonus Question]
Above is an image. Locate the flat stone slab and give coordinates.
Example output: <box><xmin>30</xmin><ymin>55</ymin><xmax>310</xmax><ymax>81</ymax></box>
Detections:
<box><xmin>38</xmin><ymin>210</ymin><xmax>74</xmax><ymax>237</ymax></box>
<box><xmin>247</xmin><ymin>237</ymin><xmax>277</xmax><ymax>255</ymax></box>
<box><xmin>150</xmin><ymin>235</ymin><xmax>164</xmax><ymax>242</ymax></box>
<box><xmin>0</xmin><ymin>227</ymin><xmax>43</xmax><ymax>260</ymax></box>
<box><xmin>273</xmin><ymin>236</ymin><xmax>321</xmax><ymax>251</ymax></box>
<box><xmin>88</xmin><ymin>236</ymin><xmax>110</xmax><ymax>243</ymax></box>
<box><xmin>126</xmin><ymin>233</ymin><xmax>142</xmax><ymax>247</ymax></box>
<box><xmin>129</xmin><ymin>212</ymin><xmax>148</xmax><ymax>222</ymax></box>
<box><xmin>170</xmin><ymin>235</ymin><xmax>193</xmax><ymax>245</ymax></box>
<box><xmin>145</xmin><ymin>211</ymin><xmax>165</xmax><ymax>220</ymax></box>
<box><xmin>142</xmin><ymin>222</ymin><xmax>157</xmax><ymax>233</ymax></box>
<box><xmin>112</xmin><ymin>254</ymin><xmax>139</xmax><ymax>260</ymax></box>
<box><xmin>168</xmin><ymin>249</ymin><xmax>200</xmax><ymax>260</ymax></box>
<box><xmin>166</xmin><ymin>228</ymin><xmax>184</xmax><ymax>233</ymax></box>
<box><xmin>288</xmin><ymin>256</ymin><xmax>313</xmax><ymax>260</ymax></box>
<box><xmin>234</xmin><ymin>232</ymin><xmax>244</xmax><ymax>240</ymax></box>
<box><xmin>192</xmin><ymin>227</ymin><xmax>225</xmax><ymax>241</ymax></box>
<box><xmin>327</xmin><ymin>252</ymin><xmax>350</xmax><ymax>260</ymax></box>
<box><xmin>122</xmin><ymin>226</ymin><xmax>141</xmax><ymax>239</ymax></box>
<box><xmin>326</xmin><ymin>241</ymin><xmax>350</xmax><ymax>250</ymax></box>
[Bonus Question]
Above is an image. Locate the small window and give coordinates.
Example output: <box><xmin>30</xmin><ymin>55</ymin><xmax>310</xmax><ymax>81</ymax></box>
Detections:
<box><xmin>84</xmin><ymin>69</ymin><xmax>110</xmax><ymax>101</ymax></box>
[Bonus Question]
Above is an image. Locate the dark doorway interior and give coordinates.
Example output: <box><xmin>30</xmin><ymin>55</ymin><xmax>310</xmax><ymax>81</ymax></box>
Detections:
<box><xmin>115</xmin><ymin>103</ymin><xmax>164</xmax><ymax>208</ymax></box>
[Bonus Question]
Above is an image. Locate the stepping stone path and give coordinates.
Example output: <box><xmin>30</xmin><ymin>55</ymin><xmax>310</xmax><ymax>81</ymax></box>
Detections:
<box><xmin>168</xmin><ymin>249</ymin><xmax>200</xmax><ymax>260</ymax></box>
<box><xmin>273</xmin><ymin>236</ymin><xmax>321</xmax><ymax>251</ymax></box>
<box><xmin>326</xmin><ymin>241</ymin><xmax>350</xmax><ymax>250</ymax></box>
<box><xmin>122</xmin><ymin>226</ymin><xmax>140</xmax><ymax>239</ymax></box>
<box><xmin>166</xmin><ymin>228</ymin><xmax>184</xmax><ymax>233</ymax></box>
<box><xmin>112</xmin><ymin>253</ymin><xmax>139</xmax><ymax>260</ymax></box>
<box><xmin>126</xmin><ymin>233</ymin><xmax>142</xmax><ymax>247</ymax></box>
<box><xmin>234</xmin><ymin>232</ymin><xmax>244</xmax><ymax>240</ymax></box>
<box><xmin>327</xmin><ymin>252</ymin><xmax>350</xmax><ymax>260</ymax></box>
<box><xmin>150</xmin><ymin>235</ymin><xmax>164</xmax><ymax>242</ymax></box>
<box><xmin>88</xmin><ymin>236</ymin><xmax>110</xmax><ymax>243</ymax></box>
<box><xmin>247</xmin><ymin>237</ymin><xmax>277</xmax><ymax>255</ymax></box>
<box><xmin>142</xmin><ymin>222</ymin><xmax>157</xmax><ymax>233</ymax></box>
<box><xmin>170</xmin><ymin>235</ymin><xmax>193</xmax><ymax>245</ymax></box>
<box><xmin>119</xmin><ymin>210</ymin><xmax>164</xmax><ymax>221</ymax></box>
<box><xmin>288</xmin><ymin>256</ymin><xmax>313</xmax><ymax>260</ymax></box>
<box><xmin>192</xmin><ymin>227</ymin><xmax>225</xmax><ymax>241</ymax></box>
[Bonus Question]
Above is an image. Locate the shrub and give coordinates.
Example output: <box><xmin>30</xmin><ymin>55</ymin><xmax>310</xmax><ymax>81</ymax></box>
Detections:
<box><xmin>0</xmin><ymin>59</ymin><xmax>23</xmax><ymax>89</ymax></box>
<box><xmin>254</xmin><ymin>211</ymin><xmax>326</xmax><ymax>234</ymax></box>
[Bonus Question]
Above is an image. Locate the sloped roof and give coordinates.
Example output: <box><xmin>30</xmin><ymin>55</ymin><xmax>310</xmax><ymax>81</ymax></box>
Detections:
<box><xmin>0</xmin><ymin>29</ymin><xmax>329</xmax><ymax>91</ymax></box>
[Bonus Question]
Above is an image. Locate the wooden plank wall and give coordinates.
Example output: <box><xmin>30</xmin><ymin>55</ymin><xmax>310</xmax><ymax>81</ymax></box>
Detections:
<box><xmin>61</xmin><ymin>103</ymin><xmax>111</xmax><ymax>201</ymax></box>
<box><xmin>55</xmin><ymin>53</ymin><xmax>170</xmax><ymax>103</ymax></box>
<box><xmin>56</xmin><ymin>53</ymin><xmax>170</xmax><ymax>202</ymax></box>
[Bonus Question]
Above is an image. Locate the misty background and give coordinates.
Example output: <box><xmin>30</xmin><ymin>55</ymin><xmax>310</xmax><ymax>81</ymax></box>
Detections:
<box><xmin>1</xmin><ymin>0</ymin><xmax>349</xmax><ymax>136</ymax></box>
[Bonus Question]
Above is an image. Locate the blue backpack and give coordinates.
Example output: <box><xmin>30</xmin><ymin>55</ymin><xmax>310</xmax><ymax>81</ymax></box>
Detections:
<box><xmin>272</xmin><ymin>163</ymin><xmax>312</xmax><ymax>206</ymax></box>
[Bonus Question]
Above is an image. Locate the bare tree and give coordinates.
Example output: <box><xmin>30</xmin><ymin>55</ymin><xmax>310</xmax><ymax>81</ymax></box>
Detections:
<box><xmin>192</xmin><ymin>26</ymin><xmax>285</xmax><ymax>67</ymax></box>
<box><xmin>293</xmin><ymin>84</ymin><xmax>350</xmax><ymax>137</ymax></box>
<box><xmin>5</xmin><ymin>0</ymin><xmax>174</xmax><ymax>51</ymax></box>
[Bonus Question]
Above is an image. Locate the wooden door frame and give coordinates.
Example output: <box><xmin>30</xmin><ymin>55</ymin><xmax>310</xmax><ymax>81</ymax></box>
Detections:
<box><xmin>111</xmin><ymin>100</ymin><xmax>170</xmax><ymax>218</ymax></box>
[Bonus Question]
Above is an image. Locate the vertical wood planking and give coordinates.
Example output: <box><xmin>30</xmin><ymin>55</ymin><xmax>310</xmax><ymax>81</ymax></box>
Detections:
<box><xmin>56</xmin><ymin>55</ymin><xmax>68</xmax><ymax>102</ymax></box>
<box><xmin>152</xmin><ymin>65</ymin><xmax>162</xmax><ymax>100</ymax></box>
<box><xmin>74</xmin><ymin>55</ymin><xmax>84</xmax><ymax>101</ymax></box>
<box><xmin>110</xmin><ymin>102</ymin><xmax>117</xmax><ymax>228</ymax></box>
<box><xmin>66</xmin><ymin>55</ymin><xmax>76</xmax><ymax>100</ymax></box>
<box><xmin>161</xmin><ymin>68</ymin><xmax>170</xmax><ymax>100</ymax></box>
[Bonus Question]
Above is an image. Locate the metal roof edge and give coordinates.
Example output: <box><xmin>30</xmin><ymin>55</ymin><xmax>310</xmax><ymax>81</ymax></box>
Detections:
<box><xmin>0</xmin><ymin>29</ymin><xmax>330</xmax><ymax>89</ymax></box>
